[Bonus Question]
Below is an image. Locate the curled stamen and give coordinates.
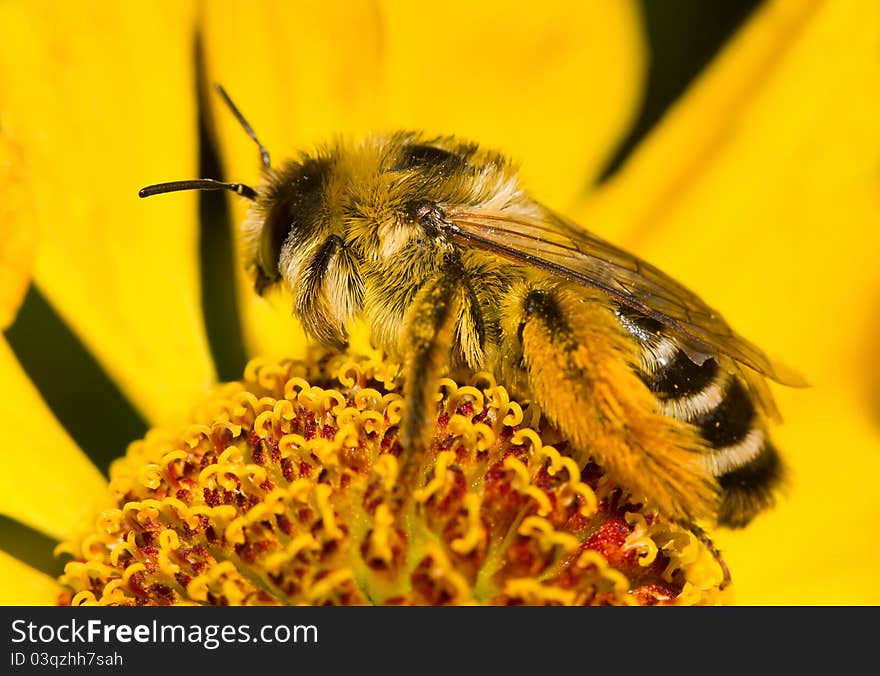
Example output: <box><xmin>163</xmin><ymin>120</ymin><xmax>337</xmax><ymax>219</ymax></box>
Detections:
<box><xmin>55</xmin><ymin>352</ymin><xmax>726</xmax><ymax>606</ymax></box>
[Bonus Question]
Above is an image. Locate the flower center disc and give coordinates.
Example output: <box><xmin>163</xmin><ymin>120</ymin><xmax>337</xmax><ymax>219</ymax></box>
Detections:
<box><xmin>58</xmin><ymin>352</ymin><xmax>724</xmax><ymax>605</ymax></box>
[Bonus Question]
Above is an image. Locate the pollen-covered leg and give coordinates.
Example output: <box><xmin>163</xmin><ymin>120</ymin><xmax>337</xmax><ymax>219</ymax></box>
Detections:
<box><xmin>399</xmin><ymin>255</ymin><xmax>468</xmax><ymax>458</ymax></box>
<box><xmin>501</xmin><ymin>280</ymin><xmax>719</xmax><ymax>524</ymax></box>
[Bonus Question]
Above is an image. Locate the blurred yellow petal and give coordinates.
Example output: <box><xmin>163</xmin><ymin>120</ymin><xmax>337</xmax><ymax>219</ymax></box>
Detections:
<box><xmin>0</xmin><ymin>338</ymin><xmax>108</xmax><ymax>541</ymax></box>
<box><xmin>581</xmin><ymin>0</ymin><xmax>880</xmax><ymax>603</ymax></box>
<box><xmin>0</xmin><ymin>132</ymin><xmax>35</xmax><ymax>329</ymax></box>
<box><xmin>0</xmin><ymin>1</ymin><xmax>215</xmax><ymax>425</ymax></box>
<box><xmin>203</xmin><ymin>1</ymin><xmax>386</xmax><ymax>168</ymax></box>
<box><xmin>0</xmin><ymin>550</ymin><xmax>59</xmax><ymax>605</ymax></box>
<box><xmin>202</xmin><ymin>0</ymin><xmax>646</xmax><ymax>360</ymax></box>
<box><xmin>718</xmin><ymin>387</ymin><xmax>880</xmax><ymax>605</ymax></box>
<box><xmin>380</xmin><ymin>0</ymin><xmax>646</xmax><ymax>209</ymax></box>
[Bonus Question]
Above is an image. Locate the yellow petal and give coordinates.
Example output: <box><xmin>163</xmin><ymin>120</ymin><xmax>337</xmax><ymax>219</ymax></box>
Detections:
<box><xmin>0</xmin><ymin>337</ymin><xmax>108</xmax><ymax>541</ymax></box>
<box><xmin>380</xmin><ymin>0</ymin><xmax>646</xmax><ymax>209</ymax></box>
<box><xmin>202</xmin><ymin>0</ymin><xmax>646</xmax><ymax>360</ymax></box>
<box><xmin>717</xmin><ymin>387</ymin><xmax>880</xmax><ymax>605</ymax></box>
<box><xmin>0</xmin><ymin>132</ymin><xmax>35</xmax><ymax>329</ymax></box>
<box><xmin>0</xmin><ymin>1</ymin><xmax>216</xmax><ymax>425</ymax></box>
<box><xmin>581</xmin><ymin>0</ymin><xmax>880</xmax><ymax>603</ymax></box>
<box><xmin>0</xmin><ymin>550</ymin><xmax>60</xmax><ymax>605</ymax></box>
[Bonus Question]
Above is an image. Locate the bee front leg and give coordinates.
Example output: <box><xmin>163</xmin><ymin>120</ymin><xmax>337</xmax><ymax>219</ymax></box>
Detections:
<box><xmin>500</xmin><ymin>280</ymin><xmax>719</xmax><ymax>526</ymax></box>
<box><xmin>295</xmin><ymin>234</ymin><xmax>363</xmax><ymax>347</ymax></box>
<box><xmin>397</xmin><ymin>254</ymin><xmax>467</xmax><ymax>476</ymax></box>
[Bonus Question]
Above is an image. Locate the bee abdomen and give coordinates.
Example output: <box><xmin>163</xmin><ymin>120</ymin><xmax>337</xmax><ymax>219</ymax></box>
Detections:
<box><xmin>618</xmin><ymin>311</ymin><xmax>783</xmax><ymax>527</ymax></box>
<box><xmin>715</xmin><ymin>440</ymin><xmax>783</xmax><ymax>528</ymax></box>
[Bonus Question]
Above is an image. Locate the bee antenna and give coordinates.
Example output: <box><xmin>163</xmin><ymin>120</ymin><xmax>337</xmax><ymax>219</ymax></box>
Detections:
<box><xmin>215</xmin><ymin>83</ymin><xmax>271</xmax><ymax>170</ymax></box>
<box><xmin>138</xmin><ymin>179</ymin><xmax>258</xmax><ymax>201</ymax></box>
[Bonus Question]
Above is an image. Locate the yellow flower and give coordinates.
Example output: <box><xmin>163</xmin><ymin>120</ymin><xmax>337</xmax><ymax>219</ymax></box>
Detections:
<box><xmin>57</xmin><ymin>353</ymin><xmax>724</xmax><ymax>606</ymax></box>
<box><xmin>1</xmin><ymin>0</ymin><xmax>878</xmax><ymax>605</ymax></box>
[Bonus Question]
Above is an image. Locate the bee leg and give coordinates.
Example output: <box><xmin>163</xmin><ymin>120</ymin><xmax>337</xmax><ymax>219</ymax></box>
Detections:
<box><xmin>295</xmin><ymin>234</ymin><xmax>363</xmax><ymax>347</ymax></box>
<box><xmin>689</xmin><ymin>524</ymin><xmax>732</xmax><ymax>590</ymax></box>
<box><xmin>501</xmin><ymin>280</ymin><xmax>719</xmax><ymax>526</ymax></box>
<box><xmin>397</xmin><ymin>254</ymin><xmax>466</xmax><ymax>479</ymax></box>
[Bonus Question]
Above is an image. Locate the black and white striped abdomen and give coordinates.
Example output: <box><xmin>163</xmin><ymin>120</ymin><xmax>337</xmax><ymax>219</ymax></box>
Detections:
<box><xmin>617</xmin><ymin>309</ymin><xmax>784</xmax><ymax>528</ymax></box>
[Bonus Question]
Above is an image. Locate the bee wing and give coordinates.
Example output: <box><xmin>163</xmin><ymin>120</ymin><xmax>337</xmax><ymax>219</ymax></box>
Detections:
<box><xmin>445</xmin><ymin>207</ymin><xmax>806</xmax><ymax>387</ymax></box>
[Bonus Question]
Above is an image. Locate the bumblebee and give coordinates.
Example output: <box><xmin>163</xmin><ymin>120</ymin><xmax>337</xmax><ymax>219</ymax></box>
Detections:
<box><xmin>141</xmin><ymin>88</ymin><xmax>805</xmax><ymax>583</ymax></box>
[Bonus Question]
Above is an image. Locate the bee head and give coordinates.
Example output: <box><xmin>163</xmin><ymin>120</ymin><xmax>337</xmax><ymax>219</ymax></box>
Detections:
<box><xmin>250</xmin><ymin>156</ymin><xmax>333</xmax><ymax>295</ymax></box>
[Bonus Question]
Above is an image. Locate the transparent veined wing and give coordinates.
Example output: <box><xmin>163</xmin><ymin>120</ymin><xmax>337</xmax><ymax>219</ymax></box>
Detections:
<box><xmin>443</xmin><ymin>206</ymin><xmax>806</xmax><ymax>387</ymax></box>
